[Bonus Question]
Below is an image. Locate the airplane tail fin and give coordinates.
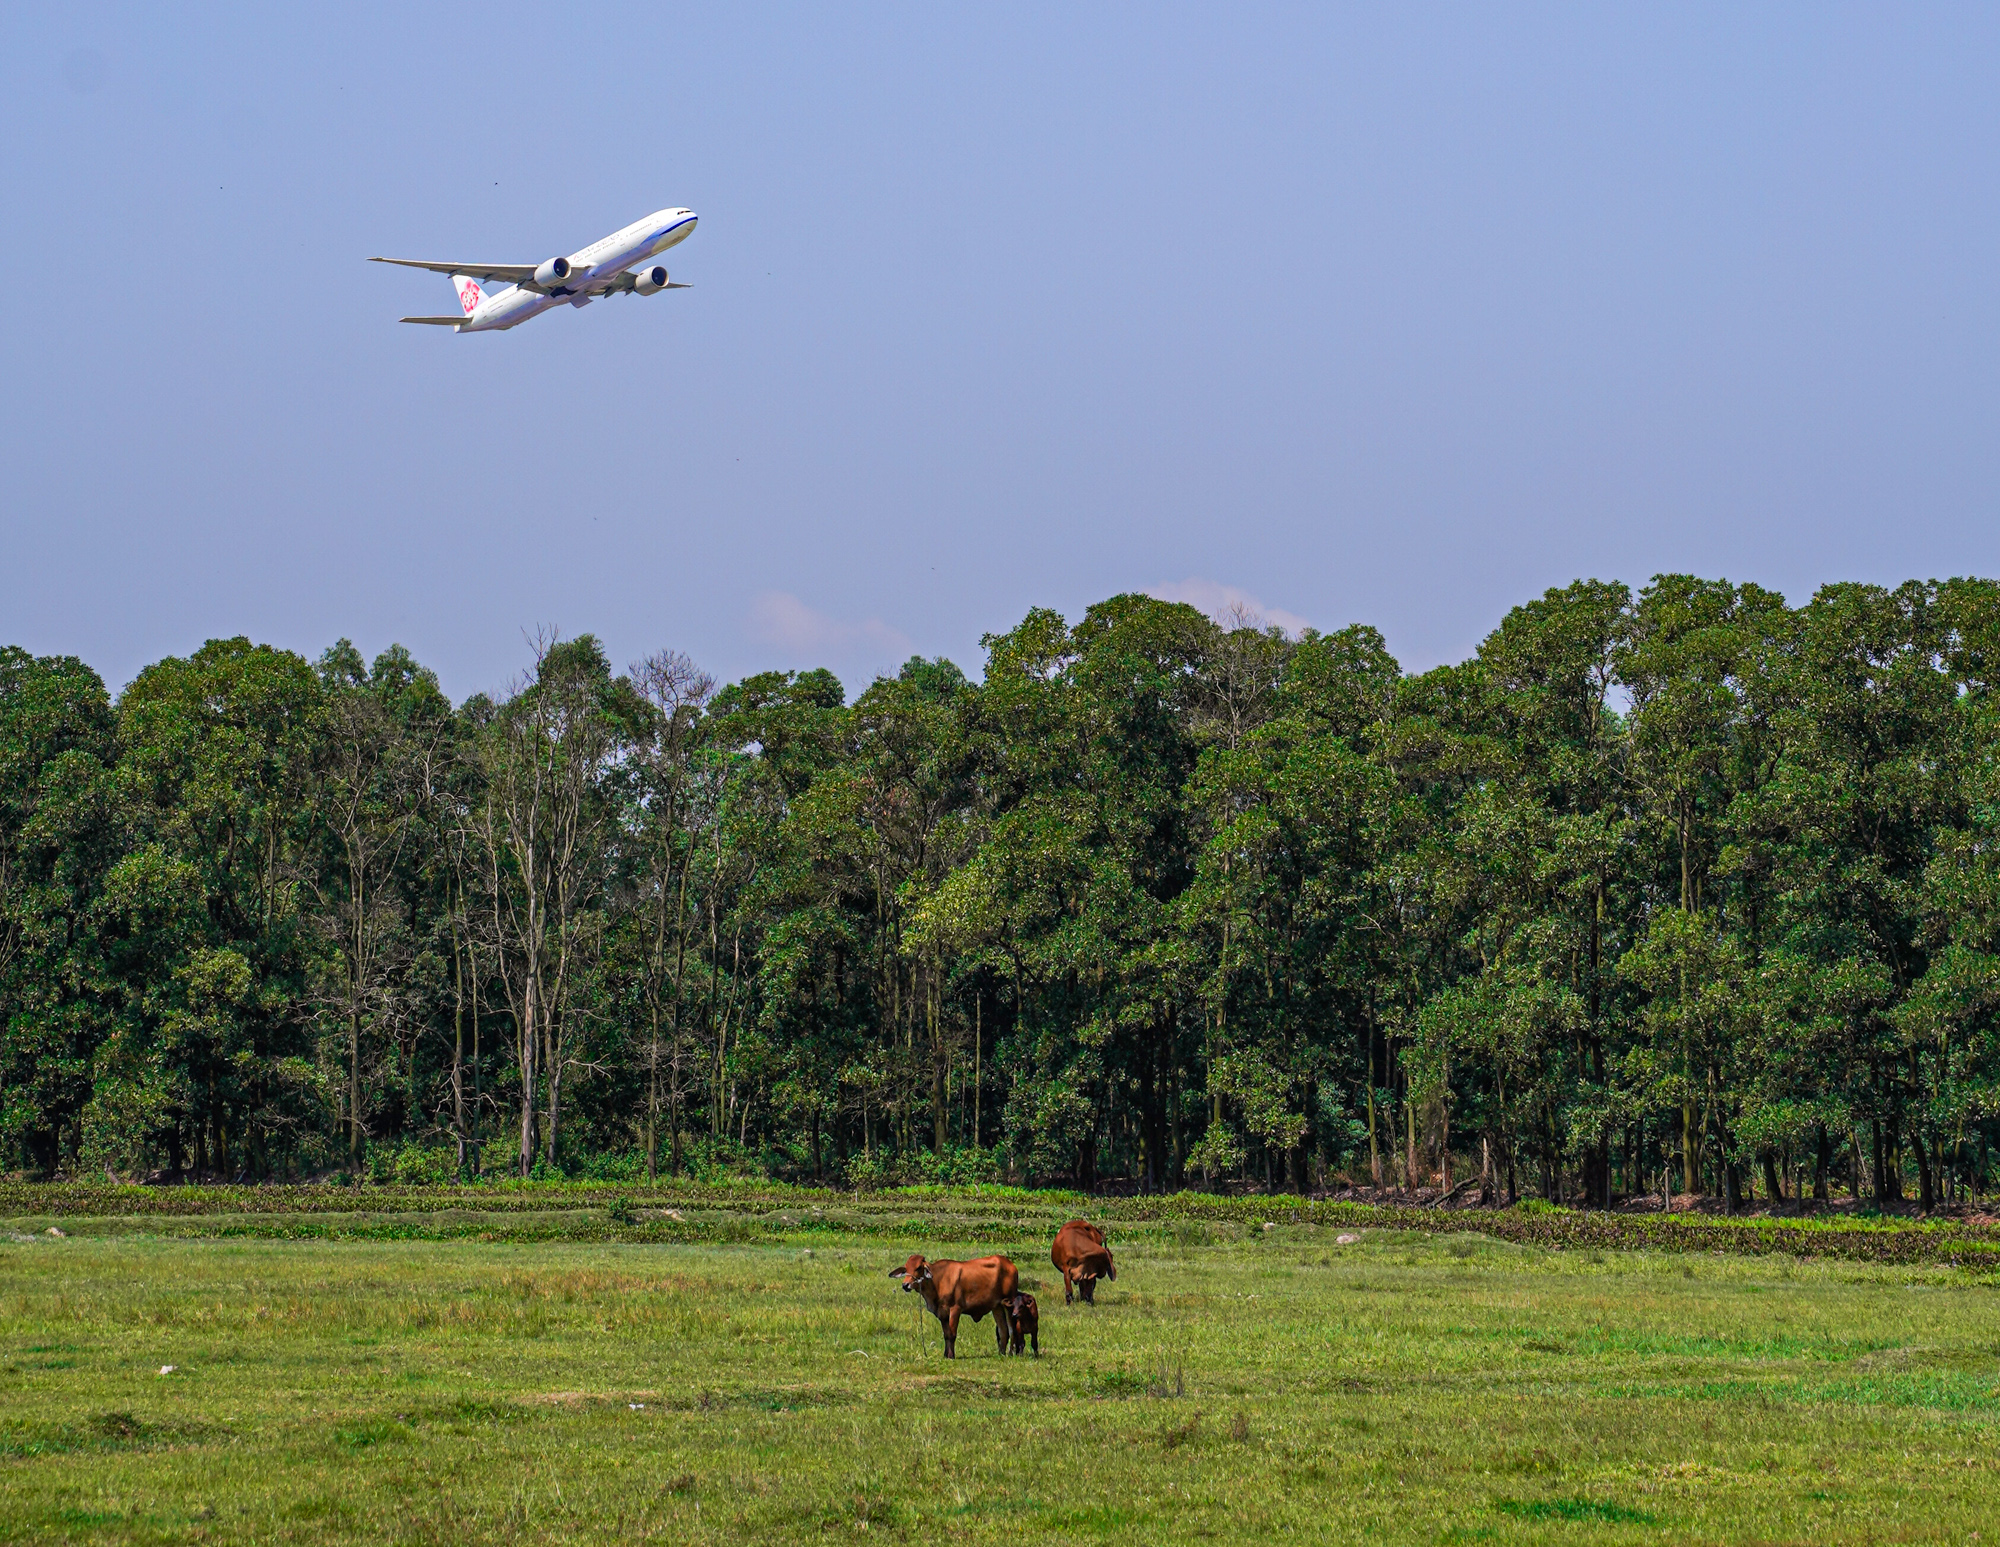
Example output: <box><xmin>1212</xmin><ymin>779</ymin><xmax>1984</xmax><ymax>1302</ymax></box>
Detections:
<box><xmin>450</xmin><ymin>274</ymin><xmax>486</xmax><ymax>316</ymax></box>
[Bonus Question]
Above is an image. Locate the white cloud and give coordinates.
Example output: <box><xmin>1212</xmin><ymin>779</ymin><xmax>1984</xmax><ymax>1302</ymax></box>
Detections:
<box><xmin>748</xmin><ymin>591</ymin><xmax>913</xmax><ymax>661</ymax></box>
<box><xmin>1146</xmin><ymin>578</ymin><xmax>1311</xmax><ymax>638</ymax></box>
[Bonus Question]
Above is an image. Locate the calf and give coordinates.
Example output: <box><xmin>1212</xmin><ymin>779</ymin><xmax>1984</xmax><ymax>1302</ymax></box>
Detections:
<box><xmin>889</xmin><ymin>1254</ymin><xmax>1019</xmax><ymax>1358</ymax></box>
<box><xmin>1051</xmin><ymin>1219</ymin><xmax>1117</xmax><ymax>1305</ymax></box>
<box><xmin>1003</xmin><ymin>1291</ymin><xmax>1039</xmax><ymax>1356</ymax></box>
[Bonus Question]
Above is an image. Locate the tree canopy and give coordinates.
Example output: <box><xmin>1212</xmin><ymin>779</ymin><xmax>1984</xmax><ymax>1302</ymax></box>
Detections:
<box><xmin>5</xmin><ymin>576</ymin><xmax>1998</xmax><ymax>1206</ymax></box>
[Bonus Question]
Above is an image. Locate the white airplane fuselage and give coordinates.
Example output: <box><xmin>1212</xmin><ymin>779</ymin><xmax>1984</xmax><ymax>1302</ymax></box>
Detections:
<box><xmin>460</xmin><ymin>208</ymin><xmax>697</xmax><ymax>331</ymax></box>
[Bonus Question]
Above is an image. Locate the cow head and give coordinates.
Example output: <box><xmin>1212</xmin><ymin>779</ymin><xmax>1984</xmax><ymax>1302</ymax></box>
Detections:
<box><xmin>889</xmin><ymin>1255</ymin><xmax>933</xmax><ymax>1293</ymax></box>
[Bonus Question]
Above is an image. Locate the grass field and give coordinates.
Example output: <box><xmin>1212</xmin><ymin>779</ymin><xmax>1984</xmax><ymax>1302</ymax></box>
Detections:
<box><xmin>3</xmin><ymin>1197</ymin><xmax>1997</xmax><ymax>1544</ymax></box>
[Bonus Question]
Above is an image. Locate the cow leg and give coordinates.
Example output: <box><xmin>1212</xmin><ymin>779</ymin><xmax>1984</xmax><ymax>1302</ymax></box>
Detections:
<box><xmin>1063</xmin><ymin>1266</ymin><xmax>1074</xmax><ymax>1305</ymax></box>
<box><xmin>1080</xmin><ymin>1275</ymin><xmax>1095</xmax><ymax>1305</ymax></box>
<box><xmin>944</xmin><ymin>1307</ymin><xmax>960</xmax><ymax>1359</ymax></box>
<box><xmin>997</xmin><ymin>1311</ymin><xmax>1012</xmax><ymax>1357</ymax></box>
<box><xmin>1031</xmin><ymin>1329</ymin><xmax>1039</xmax><ymax>1357</ymax></box>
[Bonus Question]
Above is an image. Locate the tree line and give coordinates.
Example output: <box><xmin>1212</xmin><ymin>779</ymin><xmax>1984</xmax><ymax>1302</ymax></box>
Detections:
<box><xmin>3</xmin><ymin>576</ymin><xmax>1998</xmax><ymax>1207</ymax></box>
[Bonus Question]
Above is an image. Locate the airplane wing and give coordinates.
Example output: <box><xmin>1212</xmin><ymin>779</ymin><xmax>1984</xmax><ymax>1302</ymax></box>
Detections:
<box><xmin>591</xmin><ymin>270</ymin><xmax>695</xmax><ymax>295</ymax></box>
<box><xmin>398</xmin><ymin>315</ymin><xmax>470</xmax><ymax>326</ymax></box>
<box><xmin>369</xmin><ymin>257</ymin><xmax>539</xmax><ymax>284</ymax></box>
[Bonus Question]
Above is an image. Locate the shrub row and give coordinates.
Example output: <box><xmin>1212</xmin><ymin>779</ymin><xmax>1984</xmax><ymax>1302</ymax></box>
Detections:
<box><xmin>5</xmin><ymin>1182</ymin><xmax>1996</xmax><ymax>1270</ymax></box>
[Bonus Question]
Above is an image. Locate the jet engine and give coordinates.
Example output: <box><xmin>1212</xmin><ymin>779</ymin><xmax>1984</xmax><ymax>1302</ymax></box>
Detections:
<box><xmin>533</xmin><ymin>256</ymin><xmax>574</xmax><ymax>289</ymax></box>
<box><xmin>633</xmin><ymin>266</ymin><xmax>670</xmax><ymax>295</ymax></box>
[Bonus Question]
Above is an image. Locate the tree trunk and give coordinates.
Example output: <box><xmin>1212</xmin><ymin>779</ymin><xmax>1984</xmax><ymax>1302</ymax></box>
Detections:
<box><xmin>1438</xmin><ymin>1095</ymin><xmax>1451</xmax><ymax>1196</ymax></box>
<box><xmin>930</xmin><ymin>972</ymin><xmax>947</xmax><ymax>1153</ymax></box>
<box><xmin>669</xmin><ymin>1075</ymin><xmax>684</xmax><ymax>1175</ymax></box>
<box><xmin>1875</xmin><ymin>1114</ymin><xmax>1903</xmax><ymax>1202</ymax></box>
<box><xmin>349</xmin><ymin>1007</ymin><xmax>363</xmax><ymax>1165</ymax></box>
<box><xmin>1367</xmin><ymin>1033</ymin><xmax>1382</xmax><ymax>1188</ymax></box>
<box><xmin>1405</xmin><ymin>1069</ymin><xmax>1418</xmax><ymax>1192</ymax></box>
<box><xmin>1910</xmin><ymin>1127</ymin><xmax>1936</xmax><ymax>1214</ymax></box>
<box><xmin>646</xmin><ymin>1018</ymin><xmax>660</xmax><ymax>1181</ymax></box>
<box><xmin>469</xmin><ymin>946</ymin><xmax>483</xmax><ymax>1178</ymax></box>
<box><xmin>450</xmin><ymin>903</ymin><xmax>467</xmax><ymax>1177</ymax></box>
<box><xmin>543</xmin><ymin>1006</ymin><xmax>561</xmax><ymax>1167</ymax></box>
<box><xmin>518</xmin><ymin>988</ymin><xmax>538</xmax><ymax>1178</ymax></box>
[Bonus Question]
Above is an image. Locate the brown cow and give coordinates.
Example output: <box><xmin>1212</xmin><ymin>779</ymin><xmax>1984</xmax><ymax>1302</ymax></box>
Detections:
<box><xmin>889</xmin><ymin>1254</ymin><xmax>1020</xmax><ymax>1358</ymax></box>
<box><xmin>1002</xmin><ymin>1291</ymin><xmax>1039</xmax><ymax>1357</ymax></box>
<box><xmin>1051</xmin><ymin>1219</ymin><xmax>1116</xmax><ymax>1304</ymax></box>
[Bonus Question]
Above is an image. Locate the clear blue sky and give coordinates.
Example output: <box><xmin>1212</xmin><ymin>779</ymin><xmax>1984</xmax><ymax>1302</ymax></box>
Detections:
<box><xmin>4</xmin><ymin>5</ymin><xmax>1997</xmax><ymax>698</ymax></box>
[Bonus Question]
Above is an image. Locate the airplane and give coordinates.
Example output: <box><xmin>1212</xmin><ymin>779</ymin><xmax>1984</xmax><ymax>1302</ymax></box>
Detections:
<box><xmin>370</xmin><ymin>207</ymin><xmax>697</xmax><ymax>332</ymax></box>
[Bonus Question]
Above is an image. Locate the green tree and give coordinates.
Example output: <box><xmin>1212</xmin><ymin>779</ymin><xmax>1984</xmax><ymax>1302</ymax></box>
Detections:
<box><xmin>92</xmin><ymin>639</ymin><xmax>324</xmax><ymax>1178</ymax></box>
<box><xmin>308</xmin><ymin>641</ymin><xmax>451</xmax><ymax>1165</ymax></box>
<box><xmin>472</xmin><ymin>635</ymin><xmax>638</xmax><ymax>1174</ymax></box>
<box><xmin>0</xmin><ymin>650</ymin><xmax>120</xmax><ymax>1175</ymax></box>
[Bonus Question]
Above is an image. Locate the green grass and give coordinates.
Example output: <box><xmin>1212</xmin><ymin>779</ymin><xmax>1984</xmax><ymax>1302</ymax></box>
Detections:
<box><xmin>2</xmin><ymin>1206</ymin><xmax>1997</xmax><ymax>1543</ymax></box>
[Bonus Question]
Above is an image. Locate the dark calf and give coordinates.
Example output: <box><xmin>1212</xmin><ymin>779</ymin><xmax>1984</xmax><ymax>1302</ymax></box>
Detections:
<box><xmin>1003</xmin><ymin>1291</ymin><xmax>1039</xmax><ymax>1356</ymax></box>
